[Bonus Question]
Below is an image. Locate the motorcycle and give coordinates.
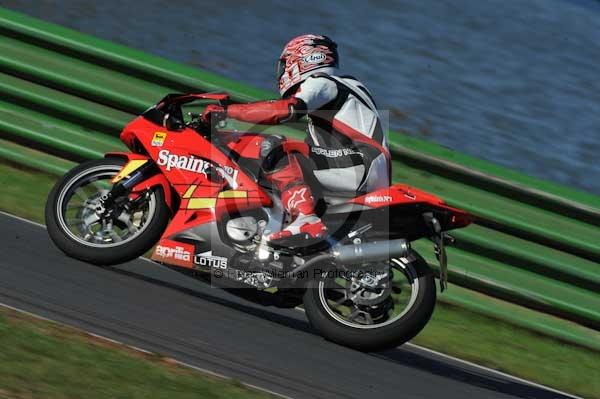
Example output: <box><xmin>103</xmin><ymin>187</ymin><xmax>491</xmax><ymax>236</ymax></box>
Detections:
<box><xmin>45</xmin><ymin>93</ymin><xmax>472</xmax><ymax>351</ymax></box>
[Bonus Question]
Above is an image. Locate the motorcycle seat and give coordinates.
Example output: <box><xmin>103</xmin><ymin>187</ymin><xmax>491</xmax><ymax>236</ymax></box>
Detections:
<box><xmin>322</xmin><ymin>190</ymin><xmax>357</xmax><ymax>206</ymax></box>
<box><xmin>319</xmin><ymin>190</ymin><xmax>367</xmax><ymax>215</ymax></box>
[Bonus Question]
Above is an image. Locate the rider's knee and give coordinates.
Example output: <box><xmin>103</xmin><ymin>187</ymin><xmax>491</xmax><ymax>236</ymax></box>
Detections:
<box><xmin>261</xmin><ymin>135</ymin><xmax>311</xmax><ymax>174</ymax></box>
<box><xmin>260</xmin><ymin>135</ymin><xmax>288</xmax><ymax>173</ymax></box>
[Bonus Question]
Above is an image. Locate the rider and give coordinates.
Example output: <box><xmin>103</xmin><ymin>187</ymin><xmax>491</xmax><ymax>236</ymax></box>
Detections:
<box><xmin>202</xmin><ymin>34</ymin><xmax>390</xmax><ymax>241</ymax></box>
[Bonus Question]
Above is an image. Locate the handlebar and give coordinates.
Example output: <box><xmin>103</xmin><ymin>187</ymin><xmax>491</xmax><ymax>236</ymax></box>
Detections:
<box><xmin>143</xmin><ymin>92</ymin><xmax>231</xmax><ymax>133</ymax></box>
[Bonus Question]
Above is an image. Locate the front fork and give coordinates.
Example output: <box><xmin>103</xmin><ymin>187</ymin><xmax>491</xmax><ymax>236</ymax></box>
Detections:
<box><xmin>98</xmin><ymin>160</ymin><xmax>156</xmax><ymax>217</ymax></box>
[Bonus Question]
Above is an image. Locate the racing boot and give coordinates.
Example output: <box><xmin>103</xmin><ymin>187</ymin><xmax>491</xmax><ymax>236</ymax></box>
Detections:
<box><xmin>268</xmin><ymin>184</ymin><xmax>327</xmax><ymax>241</ymax></box>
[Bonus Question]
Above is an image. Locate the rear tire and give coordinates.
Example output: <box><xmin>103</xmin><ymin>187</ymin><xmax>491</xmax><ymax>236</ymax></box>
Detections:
<box><xmin>45</xmin><ymin>158</ymin><xmax>170</xmax><ymax>265</ymax></box>
<box><xmin>303</xmin><ymin>250</ymin><xmax>436</xmax><ymax>351</ymax></box>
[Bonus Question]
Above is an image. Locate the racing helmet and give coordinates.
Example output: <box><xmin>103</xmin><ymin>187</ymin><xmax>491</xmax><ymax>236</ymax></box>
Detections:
<box><xmin>277</xmin><ymin>34</ymin><xmax>339</xmax><ymax>97</ymax></box>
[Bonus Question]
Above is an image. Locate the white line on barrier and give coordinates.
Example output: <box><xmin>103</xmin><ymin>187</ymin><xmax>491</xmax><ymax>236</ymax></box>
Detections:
<box><xmin>0</xmin><ymin>210</ymin><xmax>583</xmax><ymax>399</ymax></box>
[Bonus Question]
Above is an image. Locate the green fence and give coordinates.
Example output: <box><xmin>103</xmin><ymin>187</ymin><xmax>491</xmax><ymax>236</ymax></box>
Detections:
<box><xmin>1</xmin><ymin>8</ymin><xmax>599</xmax><ymax>351</ymax></box>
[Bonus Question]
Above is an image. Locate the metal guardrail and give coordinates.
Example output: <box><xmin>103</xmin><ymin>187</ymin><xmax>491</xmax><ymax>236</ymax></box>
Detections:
<box><xmin>0</xmin><ymin>8</ymin><xmax>599</xmax><ymax>347</ymax></box>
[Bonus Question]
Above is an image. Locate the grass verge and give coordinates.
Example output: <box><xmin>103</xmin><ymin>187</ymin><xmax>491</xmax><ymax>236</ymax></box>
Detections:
<box><xmin>413</xmin><ymin>302</ymin><xmax>599</xmax><ymax>398</ymax></box>
<box><xmin>1</xmin><ymin>161</ymin><xmax>598</xmax><ymax>398</ymax></box>
<box><xmin>0</xmin><ymin>306</ymin><xmax>273</xmax><ymax>399</ymax></box>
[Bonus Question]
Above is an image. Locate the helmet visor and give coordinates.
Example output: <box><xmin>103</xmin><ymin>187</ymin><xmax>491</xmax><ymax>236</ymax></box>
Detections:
<box><xmin>276</xmin><ymin>58</ymin><xmax>286</xmax><ymax>81</ymax></box>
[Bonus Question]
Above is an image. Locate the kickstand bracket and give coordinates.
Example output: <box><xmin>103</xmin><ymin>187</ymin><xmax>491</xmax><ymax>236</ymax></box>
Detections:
<box><xmin>423</xmin><ymin>213</ymin><xmax>455</xmax><ymax>292</ymax></box>
<box><xmin>433</xmin><ymin>234</ymin><xmax>447</xmax><ymax>292</ymax></box>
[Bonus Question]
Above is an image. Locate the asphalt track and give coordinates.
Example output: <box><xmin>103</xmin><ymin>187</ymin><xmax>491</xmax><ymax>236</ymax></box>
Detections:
<box><xmin>0</xmin><ymin>212</ymin><xmax>576</xmax><ymax>399</ymax></box>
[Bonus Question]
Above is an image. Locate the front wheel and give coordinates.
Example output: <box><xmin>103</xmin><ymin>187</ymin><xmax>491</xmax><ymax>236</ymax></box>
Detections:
<box><xmin>45</xmin><ymin>158</ymin><xmax>170</xmax><ymax>265</ymax></box>
<box><xmin>303</xmin><ymin>250</ymin><xmax>436</xmax><ymax>351</ymax></box>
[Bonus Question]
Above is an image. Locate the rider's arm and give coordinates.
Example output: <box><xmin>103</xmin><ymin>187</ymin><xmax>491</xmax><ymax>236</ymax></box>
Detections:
<box><xmin>226</xmin><ymin>97</ymin><xmax>307</xmax><ymax>125</ymax></box>
<box><xmin>226</xmin><ymin>76</ymin><xmax>339</xmax><ymax>125</ymax></box>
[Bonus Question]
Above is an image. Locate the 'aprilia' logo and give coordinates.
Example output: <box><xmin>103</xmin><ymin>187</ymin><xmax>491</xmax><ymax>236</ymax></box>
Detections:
<box><xmin>155</xmin><ymin>245</ymin><xmax>191</xmax><ymax>261</ymax></box>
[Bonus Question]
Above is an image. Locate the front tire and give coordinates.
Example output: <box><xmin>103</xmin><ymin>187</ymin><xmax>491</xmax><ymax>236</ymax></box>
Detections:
<box><xmin>45</xmin><ymin>158</ymin><xmax>170</xmax><ymax>265</ymax></box>
<box><xmin>303</xmin><ymin>250</ymin><xmax>436</xmax><ymax>351</ymax></box>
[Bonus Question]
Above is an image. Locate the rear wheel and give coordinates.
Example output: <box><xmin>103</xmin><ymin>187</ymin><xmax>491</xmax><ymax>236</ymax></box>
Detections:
<box><xmin>303</xmin><ymin>250</ymin><xmax>436</xmax><ymax>351</ymax></box>
<box><xmin>45</xmin><ymin>158</ymin><xmax>170</xmax><ymax>265</ymax></box>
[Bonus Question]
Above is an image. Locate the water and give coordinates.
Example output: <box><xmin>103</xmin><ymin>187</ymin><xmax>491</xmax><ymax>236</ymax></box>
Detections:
<box><xmin>4</xmin><ymin>0</ymin><xmax>600</xmax><ymax>194</ymax></box>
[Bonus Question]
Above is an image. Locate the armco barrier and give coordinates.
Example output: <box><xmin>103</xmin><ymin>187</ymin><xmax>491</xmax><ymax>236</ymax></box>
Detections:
<box><xmin>0</xmin><ymin>8</ymin><xmax>599</xmax><ymax>346</ymax></box>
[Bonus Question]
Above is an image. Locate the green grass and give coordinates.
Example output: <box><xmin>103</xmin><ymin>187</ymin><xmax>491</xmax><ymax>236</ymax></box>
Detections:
<box><xmin>0</xmin><ymin>307</ymin><xmax>273</xmax><ymax>399</ymax></box>
<box><xmin>1</xmin><ymin>160</ymin><xmax>599</xmax><ymax>398</ymax></box>
<box><xmin>0</xmin><ymin>162</ymin><xmax>54</xmax><ymax>224</ymax></box>
<box><xmin>415</xmin><ymin>303</ymin><xmax>599</xmax><ymax>398</ymax></box>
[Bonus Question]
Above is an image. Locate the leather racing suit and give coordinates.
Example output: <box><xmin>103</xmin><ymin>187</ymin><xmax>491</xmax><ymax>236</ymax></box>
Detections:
<box><xmin>205</xmin><ymin>73</ymin><xmax>390</xmax><ymax>240</ymax></box>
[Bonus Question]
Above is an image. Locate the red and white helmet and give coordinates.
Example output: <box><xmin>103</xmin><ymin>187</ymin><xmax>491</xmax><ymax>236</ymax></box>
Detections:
<box><xmin>277</xmin><ymin>34</ymin><xmax>339</xmax><ymax>97</ymax></box>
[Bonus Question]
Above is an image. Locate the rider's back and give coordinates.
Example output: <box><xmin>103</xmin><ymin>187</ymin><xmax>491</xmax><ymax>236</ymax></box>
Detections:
<box><xmin>293</xmin><ymin>74</ymin><xmax>390</xmax><ymax>194</ymax></box>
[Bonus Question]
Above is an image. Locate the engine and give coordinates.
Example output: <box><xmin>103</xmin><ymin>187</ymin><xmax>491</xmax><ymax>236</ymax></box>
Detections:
<box><xmin>225</xmin><ymin>216</ymin><xmax>259</xmax><ymax>246</ymax></box>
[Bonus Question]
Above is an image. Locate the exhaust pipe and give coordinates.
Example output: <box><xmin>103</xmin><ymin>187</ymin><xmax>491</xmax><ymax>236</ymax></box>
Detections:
<box><xmin>332</xmin><ymin>238</ymin><xmax>410</xmax><ymax>264</ymax></box>
<box><xmin>286</xmin><ymin>238</ymin><xmax>411</xmax><ymax>279</ymax></box>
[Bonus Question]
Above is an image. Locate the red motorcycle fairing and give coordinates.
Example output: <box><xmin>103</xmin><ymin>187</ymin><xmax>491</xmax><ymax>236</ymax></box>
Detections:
<box><xmin>225</xmin><ymin>134</ymin><xmax>263</xmax><ymax>159</ymax></box>
<box><xmin>349</xmin><ymin>184</ymin><xmax>472</xmax><ymax>230</ymax></box>
<box><xmin>115</xmin><ymin>116</ymin><xmax>277</xmax><ymax>268</ymax></box>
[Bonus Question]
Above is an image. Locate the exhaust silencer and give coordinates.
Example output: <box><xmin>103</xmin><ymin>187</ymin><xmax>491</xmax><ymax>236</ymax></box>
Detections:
<box><xmin>332</xmin><ymin>238</ymin><xmax>410</xmax><ymax>264</ymax></box>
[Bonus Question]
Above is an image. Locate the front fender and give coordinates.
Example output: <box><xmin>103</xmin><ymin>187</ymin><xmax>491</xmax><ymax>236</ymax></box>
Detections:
<box><xmin>105</xmin><ymin>152</ymin><xmax>175</xmax><ymax>211</ymax></box>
